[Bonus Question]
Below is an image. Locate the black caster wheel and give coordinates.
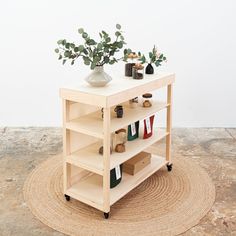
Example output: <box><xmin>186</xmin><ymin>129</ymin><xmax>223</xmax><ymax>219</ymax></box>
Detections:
<box><xmin>104</xmin><ymin>212</ymin><xmax>109</xmax><ymax>219</ymax></box>
<box><xmin>166</xmin><ymin>163</ymin><xmax>173</xmax><ymax>172</ymax></box>
<box><xmin>64</xmin><ymin>194</ymin><xmax>70</xmax><ymax>201</ymax></box>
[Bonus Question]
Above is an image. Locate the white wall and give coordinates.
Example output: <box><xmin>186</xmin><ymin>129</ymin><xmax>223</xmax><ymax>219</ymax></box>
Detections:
<box><xmin>0</xmin><ymin>0</ymin><xmax>235</xmax><ymax>127</ymax></box>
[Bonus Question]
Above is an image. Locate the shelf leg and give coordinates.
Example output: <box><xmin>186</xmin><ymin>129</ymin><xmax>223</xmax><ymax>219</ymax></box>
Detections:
<box><xmin>166</xmin><ymin>84</ymin><xmax>172</xmax><ymax>164</ymax></box>
<box><xmin>103</xmin><ymin>107</ymin><xmax>111</xmax><ymax>214</ymax></box>
<box><xmin>63</xmin><ymin>99</ymin><xmax>71</xmax><ymax>193</ymax></box>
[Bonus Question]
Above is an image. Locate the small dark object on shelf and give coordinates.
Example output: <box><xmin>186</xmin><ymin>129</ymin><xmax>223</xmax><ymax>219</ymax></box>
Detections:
<box><xmin>99</xmin><ymin>146</ymin><xmax>113</xmax><ymax>155</ymax></box>
<box><xmin>145</xmin><ymin>63</ymin><xmax>154</xmax><ymax>74</ymax></box>
<box><xmin>125</xmin><ymin>63</ymin><xmax>135</xmax><ymax>76</ymax></box>
<box><xmin>167</xmin><ymin>163</ymin><xmax>173</xmax><ymax>172</ymax></box>
<box><xmin>64</xmin><ymin>194</ymin><xmax>70</xmax><ymax>201</ymax></box>
<box><xmin>114</xmin><ymin>105</ymin><xmax>123</xmax><ymax>118</ymax></box>
<box><xmin>104</xmin><ymin>212</ymin><xmax>109</xmax><ymax>219</ymax></box>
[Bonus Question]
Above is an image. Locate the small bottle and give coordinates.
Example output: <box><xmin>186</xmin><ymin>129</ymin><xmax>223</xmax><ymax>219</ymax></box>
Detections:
<box><xmin>132</xmin><ymin>63</ymin><xmax>144</xmax><ymax>80</ymax></box>
<box><xmin>142</xmin><ymin>93</ymin><xmax>152</xmax><ymax>107</ymax></box>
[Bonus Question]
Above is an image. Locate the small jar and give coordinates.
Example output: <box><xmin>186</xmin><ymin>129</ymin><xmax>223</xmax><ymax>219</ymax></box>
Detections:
<box><xmin>129</xmin><ymin>97</ymin><xmax>138</xmax><ymax>108</ymax></box>
<box><xmin>142</xmin><ymin>93</ymin><xmax>152</xmax><ymax>107</ymax></box>
<box><xmin>132</xmin><ymin>64</ymin><xmax>144</xmax><ymax>80</ymax></box>
<box><xmin>125</xmin><ymin>52</ymin><xmax>138</xmax><ymax>77</ymax></box>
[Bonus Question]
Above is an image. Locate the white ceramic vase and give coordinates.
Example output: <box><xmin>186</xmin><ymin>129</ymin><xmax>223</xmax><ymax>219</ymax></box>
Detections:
<box><xmin>85</xmin><ymin>66</ymin><xmax>112</xmax><ymax>87</ymax></box>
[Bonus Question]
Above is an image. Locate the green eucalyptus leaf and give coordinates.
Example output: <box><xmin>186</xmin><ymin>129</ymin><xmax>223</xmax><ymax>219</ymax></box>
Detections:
<box><xmin>102</xmin><ymin>30</ymin><xmax>108</xmax><ymax>36</ymax></box>
<box><xmin>155</xmin><ymin>61</ymin><xmax>160</xmax><ymax>67</ymax></box>
<box><xmin>127</xmin><ymin>48</ymin><xmax>132</xmax><ymax>54</ymax></box>
<box><xmin>87</xmin><ymin>39</ymin><xmax>96</xmax><ymax>45</ymax></box>
<box><xmin>83</xmin><ymin>49</ymin><xmax>88</xmax><ymax>55</ymax></box>
<box><xmin>99</xmin><ymin>32</ymin><xmax>102</xmax><ymax>38</ymax></box>
<box><xmin>70</xmin><ymin>43</ymin><xmax>75</xmax><ymax>48</ymax></box>
<box><xmin>74</xmin><ymin>47</ymin><xmax>79</xmax><ymax>52</ymax></box>
<box><xmin>115</xmin><ymin>31</ymin><xmax>121</xmax><ymax>37</ymax></box>
<box><xmin>104</xmin><ymin>56</ymin><xmax>109</xmax><ymax>63</ymax></box>
<box><xmin>116</xmin><ymin>24</ymin><xmax>121</xmax><ymax>30</ymax></box>
<box><xmin>84</xmin><ymin>60</ymin><xmax>90</xmax><ymax>65</ymax></box>
<box><xmin>97</xmin><ymin>43</ymin><xmax>103</xmax><ymax>50</ymax></box>
<box><xmin>65</xmin><ymin>43</ymin><xmax>70</xmax><ymax>49</ymax></box>
<box><xmin>57</xmin><ymin>39</ymin><xmax>63</xmax><ymax>45</ymax></box>
<box><xmin>117</xmin><ymin>41</ymin><xmax>123</xmax><ymax>49</ymax></box>
<box><xmin>78</xmin><ymin>45</ymin><xmax>84</xmax><ymax>51</ymax></box>
<box><xmin>91</xmin><ymin>62</ymin><xmax>96</xmax><ymax>70</ymax></box>
<box><xmin>105</xmin><ymin>37</ymin><xmax>111</xmax><ymax>43</ymax></box>
<box><xmin>78</xmin><ymin>28</ymin><xmax>84</xmax><ymax>34</ymax></box>
<box><xmin>62</xmin><ymin>59</ymin><xmax>66</xmax><ymax>65</ymax></box>
<box><xmin>58</xmin><ymin>54</ymin><xmax>62</xmax><ymax>60</ymax></box>
<box><xmin>71</xmin><ymin>60</ymin><xmax>75</xmax><ymax>65</ymax></box>
<box><xmin>149</xmin><ymin>52</ymin><xmax>153</xmax><ymax>59</ymax></box>
<box><xmin>120</xmin><ymin>35</ymin><xmax>124</xmax><ymax>40</ymax></box>
<box><xmin>55</xmin><ymin>48</ymin><xmax>59</xmax><ymax>53</ymax></box>
<box><xmin>62</xmin><ymin>39</ymin><xmax>66</xmax><ymax>46</ymax></box>
<box><xmin>64</xmin><ymin>51</ymin><xmax>70</xmax><ymax>57</ymax></box>
<box><xmin>82</xmin><ymin>32</ymin><xmax>88</xmax><ymax>38</ymax></box>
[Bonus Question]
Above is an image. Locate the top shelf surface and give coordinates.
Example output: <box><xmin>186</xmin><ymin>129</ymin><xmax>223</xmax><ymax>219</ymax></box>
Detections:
<box><xmin>60</xmin><ymin>72</ymin><xmax>175</xmax><ymax>107</ymax></box>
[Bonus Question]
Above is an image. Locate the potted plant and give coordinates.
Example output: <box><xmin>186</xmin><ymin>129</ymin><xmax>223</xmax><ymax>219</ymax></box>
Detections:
<box><xmin>55</xmin><ymin>24</ymin><xmax>126</xmax><ymax>87</ymax></box>
<box><xmin>139</xmin><ymin>45</ymin><xmax>167</xmax><ymax>74</ymax></box>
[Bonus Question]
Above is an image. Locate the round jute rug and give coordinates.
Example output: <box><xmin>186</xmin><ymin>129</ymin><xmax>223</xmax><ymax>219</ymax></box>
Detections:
<box><xmin>23</xmin><ymin>154</ymin><xmax>215</xmax><ymax>236</ymax></box>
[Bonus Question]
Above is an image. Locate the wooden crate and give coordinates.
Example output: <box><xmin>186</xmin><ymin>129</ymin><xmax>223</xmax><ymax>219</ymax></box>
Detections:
<box><xmin>123</xmin><ymin>152</ymin><xmax>151</xmax><ymax>175</ymax></box>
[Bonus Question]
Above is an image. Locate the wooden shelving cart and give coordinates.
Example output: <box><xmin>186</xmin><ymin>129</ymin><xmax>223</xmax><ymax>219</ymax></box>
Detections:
<box><xmin>60</xmin><ymin>72</ymin><xmax>175</xmax><ymax>219</ymax></box>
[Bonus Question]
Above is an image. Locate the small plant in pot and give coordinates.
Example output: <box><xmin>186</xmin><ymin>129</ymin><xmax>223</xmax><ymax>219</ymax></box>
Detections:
<box><xmin>55</xmin><ymin>24</ymin><xmax>126</xmax><ymax>87</ymax></box>
<box><xmin>139</xmin><ymin>45</ymin><xmax>167</xmax><ymax>74</ymax></box>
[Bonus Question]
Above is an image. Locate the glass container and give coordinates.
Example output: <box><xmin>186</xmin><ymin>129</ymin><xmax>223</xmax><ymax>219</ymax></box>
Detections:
<box><xmin>132</xmin><ymin>64</ymin><xmax>144</xmax><ymax>80</ymax></box>
<box><xmin>142</xmin><ymin>93</ymin><xmax>153</xmax><ymax>107</ymax></box>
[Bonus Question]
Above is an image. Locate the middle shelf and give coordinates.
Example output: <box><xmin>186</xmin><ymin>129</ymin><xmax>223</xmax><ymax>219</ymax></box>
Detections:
<box><xmin>66</xmin><ymin>101</ymin><xmax>168</xmax><ymax>138</ymax></box>
<box><xmin>66</xmin><ymin>128</ymin><xmax>168</xmax><ymax>175</ymax></box>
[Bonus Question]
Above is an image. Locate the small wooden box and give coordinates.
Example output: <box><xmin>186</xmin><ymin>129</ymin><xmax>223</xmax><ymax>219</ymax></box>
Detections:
<box><xmin>123</xmin><ymin>152</ymin><xmax>151</xmax><ymax>175</ymax></box>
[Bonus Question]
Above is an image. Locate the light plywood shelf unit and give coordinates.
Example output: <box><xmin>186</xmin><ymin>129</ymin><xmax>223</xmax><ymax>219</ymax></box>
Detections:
<box><xmin>60</xmin><ymin>72</ymin><xmax>175</xmax><ymax>218</ymax></box>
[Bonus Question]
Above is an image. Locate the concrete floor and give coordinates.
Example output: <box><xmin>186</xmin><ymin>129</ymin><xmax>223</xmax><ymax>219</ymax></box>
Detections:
<box><xmin>0</xmin><ymin>128</ymin><xmax>235</xmax><ymax>236</ymax></box>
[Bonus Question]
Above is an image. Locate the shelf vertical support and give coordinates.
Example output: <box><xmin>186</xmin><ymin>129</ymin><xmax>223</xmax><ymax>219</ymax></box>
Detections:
<box><xmin>103</xmin><ymin>107</ymin><xmax>111</xmax><ymax>213</ymax></box>
<box><xmin>166</xmin><ymin>83</ymin><xmax>173</xmax><ymax>163</ymax></box>
<box><xmin>62</xmin><ymin>99</ymin><xmax>71</xmax><ymax>193</ymax></box>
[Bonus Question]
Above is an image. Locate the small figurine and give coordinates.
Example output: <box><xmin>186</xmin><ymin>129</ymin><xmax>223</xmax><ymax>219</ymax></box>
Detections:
<box><xmin>114</xmin><ymin>128</ymin><xmax>127</xmax><ymax>153</ymax></box>
<box><xmin>129</xmin><ymin>97</ymin><xmax>139</xmax><ymax>108</ymax></box>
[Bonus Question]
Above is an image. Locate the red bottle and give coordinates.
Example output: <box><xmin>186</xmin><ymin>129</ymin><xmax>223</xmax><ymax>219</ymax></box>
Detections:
<box><xmin>143</xmin><ymin>115</ymin><xmax>155</xmax><ymax>139</ymax></box>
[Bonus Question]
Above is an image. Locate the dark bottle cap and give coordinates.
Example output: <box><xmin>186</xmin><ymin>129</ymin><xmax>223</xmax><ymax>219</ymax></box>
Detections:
<box><xmin>142</xmin><ymin>93</ymin><xmax>152</xmax><ymax>98</ymax></box>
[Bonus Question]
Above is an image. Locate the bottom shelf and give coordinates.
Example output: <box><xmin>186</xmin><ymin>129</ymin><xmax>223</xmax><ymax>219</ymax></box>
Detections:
<box><xmin>65</xmin><ymin>154</ymin><xmax>167</xmax><ymax>211</ymax></box>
